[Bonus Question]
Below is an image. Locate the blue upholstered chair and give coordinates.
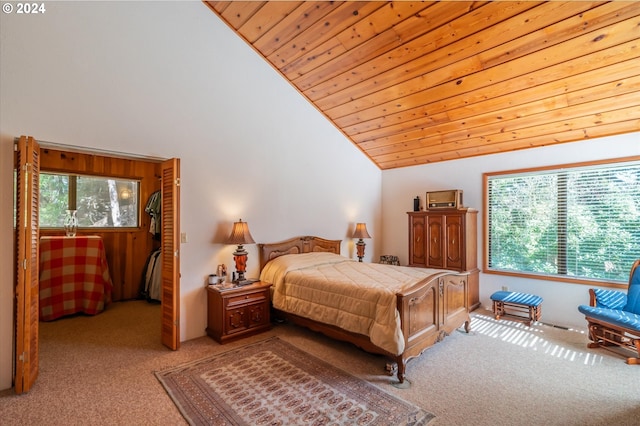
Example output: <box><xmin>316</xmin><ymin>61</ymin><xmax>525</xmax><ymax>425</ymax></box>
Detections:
<box><xmin>578</xmin><ymin>259</ymin><xmax>640</xmax><ymax>364</ymax></box>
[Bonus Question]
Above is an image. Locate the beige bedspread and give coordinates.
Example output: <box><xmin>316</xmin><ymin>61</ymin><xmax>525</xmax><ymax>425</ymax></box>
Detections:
<box><xmin>260</xmin><ymin>252</ymin><xmax>446</xmax><ymax>355</ymax></box>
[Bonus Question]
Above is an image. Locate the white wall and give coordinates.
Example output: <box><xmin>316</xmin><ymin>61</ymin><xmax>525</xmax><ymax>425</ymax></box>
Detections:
<box><xmin>0</xmin><ymin>1</ymin><xmax>381</xmax><ymax>391</ymax></box>
<box><xmin>382</xmin><ymin>134</ymin><xmax>640</xmax><ymax>329</ymax></box>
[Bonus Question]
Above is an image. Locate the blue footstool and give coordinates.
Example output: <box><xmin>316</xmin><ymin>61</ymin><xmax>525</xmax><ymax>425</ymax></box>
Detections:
<box><xmin>491</xmin><ymin>291</ymin><xmax>543</xmax><ymax>326</ymax></box>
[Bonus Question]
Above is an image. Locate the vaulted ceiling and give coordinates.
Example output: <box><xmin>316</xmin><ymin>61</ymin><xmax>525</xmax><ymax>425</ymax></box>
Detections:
<box><xmin>205</xmin><ymin>1</ymin><xmax>640</xmax><ymax>169</ymax></box>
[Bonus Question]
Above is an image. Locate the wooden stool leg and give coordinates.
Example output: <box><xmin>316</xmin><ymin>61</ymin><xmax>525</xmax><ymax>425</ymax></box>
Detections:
<box><xmin>493</xmin><ymin>301</ymin><xmax>504</xmax><ymax>320</ymax></box>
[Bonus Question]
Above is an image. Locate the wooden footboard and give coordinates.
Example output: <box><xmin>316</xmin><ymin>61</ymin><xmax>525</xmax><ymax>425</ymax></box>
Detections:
<box><xmin>395</xmin><ymin>269</ymin><xmax>472</xmax><ymax>382</ymax></box>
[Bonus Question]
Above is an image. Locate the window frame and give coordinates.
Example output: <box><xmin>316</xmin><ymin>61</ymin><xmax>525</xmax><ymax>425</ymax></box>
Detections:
<box><xmin>483</xmin><ymin>155</ymin><xmax>640</xmax><ymax>289</ymax></box>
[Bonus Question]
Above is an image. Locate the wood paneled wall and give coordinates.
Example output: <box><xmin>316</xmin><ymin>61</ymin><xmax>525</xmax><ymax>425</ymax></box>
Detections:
<box><xmin>39</xmin><ymin>148</ymin><xmax>162</xmax><ymax>301</ymax></box>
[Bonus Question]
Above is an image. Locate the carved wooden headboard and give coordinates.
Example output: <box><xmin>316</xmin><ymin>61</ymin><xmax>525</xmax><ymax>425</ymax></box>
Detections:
<box><xmin>258</xmin><ymin>236</ymin><xmax>342</xmax><ymax>271</ymax></box>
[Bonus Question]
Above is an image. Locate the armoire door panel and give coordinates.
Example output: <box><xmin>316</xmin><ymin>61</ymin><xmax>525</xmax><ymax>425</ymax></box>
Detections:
<box><xmin>445</xmin><ymin>214</ymin><xmax>463</xmax><ymax>270</ymax></box>
<box><xmin>427</xmin><ymin>215</ymin><xmax>443</xmax><ymax>268</ymax></box>
<box><xmin>408</xmin><ymin>214</ymin><xmax>426</xmax><ymax>266</ymax></box>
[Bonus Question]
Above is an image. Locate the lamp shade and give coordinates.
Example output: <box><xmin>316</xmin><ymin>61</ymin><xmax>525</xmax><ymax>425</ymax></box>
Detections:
<box><xmin>352</xmin><ymin>223</ymin><xmax>371</xmax><ymax>239</ymax></box>
<box><xmin>226</xmin><ymin>219</ymin><xmax>255</xmax><ymax>245</ymax></box>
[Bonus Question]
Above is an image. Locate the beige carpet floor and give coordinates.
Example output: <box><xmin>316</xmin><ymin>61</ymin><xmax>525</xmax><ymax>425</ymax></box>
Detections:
<box><xmin>1</xmin><ymin>300</ymin><xmax>639</xmax><ymax>425</ymax></box>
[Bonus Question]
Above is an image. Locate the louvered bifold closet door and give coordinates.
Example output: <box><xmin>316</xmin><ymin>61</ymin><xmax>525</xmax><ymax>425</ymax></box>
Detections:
<box><xmin>160</xmin><ymin>158</ymin><xmax>180</xmax><ymax>350</ymax></box>
<box><xmin>14</xmin><ymin>135</ymin><xmax>40</xmax><ymax>394</ymax></box>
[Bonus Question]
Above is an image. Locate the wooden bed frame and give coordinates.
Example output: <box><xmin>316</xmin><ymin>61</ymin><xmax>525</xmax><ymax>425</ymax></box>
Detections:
<box><xmin>258</xmin><ymin>236</ymin><xmax>472</xmax><ymax>384</ymax></box>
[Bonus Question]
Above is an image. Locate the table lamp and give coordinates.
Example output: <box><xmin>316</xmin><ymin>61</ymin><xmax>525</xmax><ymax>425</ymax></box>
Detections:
<box><xmin>352</xmin><ymin>223</ymin><xmax>371</xmax><ymax>262</ymax></box>
<box><xmin>226</xmin><ymin>219</ymin><xmax>256</xmax><ymax>285</ymax></box>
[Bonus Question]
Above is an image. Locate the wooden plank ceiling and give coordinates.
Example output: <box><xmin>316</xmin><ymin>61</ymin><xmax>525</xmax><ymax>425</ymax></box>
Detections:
<box><xmin>204</xmin><ymin>1</ymin><xmax>640</xmax><ymax>169</ymax></box>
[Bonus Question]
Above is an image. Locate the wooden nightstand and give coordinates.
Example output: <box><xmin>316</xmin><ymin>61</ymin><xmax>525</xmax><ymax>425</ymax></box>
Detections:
<box><xmin>206</xmin><ymin>281</ymin><xmax>271</xmax><ymax>344</ymax></box>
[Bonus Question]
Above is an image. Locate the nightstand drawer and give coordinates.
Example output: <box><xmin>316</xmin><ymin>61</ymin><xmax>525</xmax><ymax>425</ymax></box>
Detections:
<box><xmin>225</xmin><ymin>290</ymin><xmax>267</xmax><ymax>308</ymax></box>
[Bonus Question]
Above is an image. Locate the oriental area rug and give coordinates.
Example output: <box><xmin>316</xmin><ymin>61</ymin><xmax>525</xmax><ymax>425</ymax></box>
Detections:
<box><xmin>155</xmin><ymin>337</ymin><xmax>434</xmax><ymax>426</ymax></box>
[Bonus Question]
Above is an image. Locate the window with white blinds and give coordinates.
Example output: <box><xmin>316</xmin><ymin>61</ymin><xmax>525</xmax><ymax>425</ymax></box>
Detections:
<box><xmin>485</xmin><ymin>159</ymin><xmax>640</xmax><ymax>283</ymax></box>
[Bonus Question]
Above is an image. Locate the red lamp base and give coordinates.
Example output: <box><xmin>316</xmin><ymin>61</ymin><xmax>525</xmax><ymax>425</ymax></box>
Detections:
<box><xmin>356</xmin><ymin>240</ymin><xmax>366</xmax><ymax>262</ymax></box>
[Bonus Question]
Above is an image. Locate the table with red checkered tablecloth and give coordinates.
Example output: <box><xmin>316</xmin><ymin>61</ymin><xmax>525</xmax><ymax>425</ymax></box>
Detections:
<box><xmin>39</xmin><ymin>236</ymin><xmax>113</xmax><ymax>321</ymax></box>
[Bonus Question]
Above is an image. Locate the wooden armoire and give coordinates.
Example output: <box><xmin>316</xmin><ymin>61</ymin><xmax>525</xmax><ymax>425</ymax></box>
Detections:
<box><xmin>408</xmin><ymin>208</ymin><xmax>480</xmax><ymax>310</ymax></box>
